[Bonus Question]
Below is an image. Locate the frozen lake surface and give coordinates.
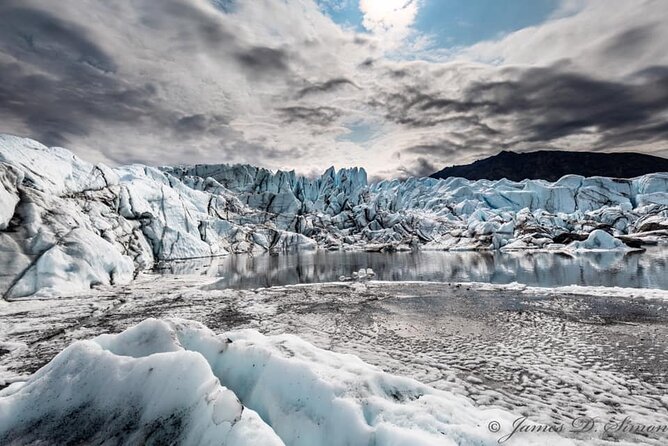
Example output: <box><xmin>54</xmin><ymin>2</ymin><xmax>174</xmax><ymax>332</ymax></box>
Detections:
<box><xmin>154</xmin><ymin>247</ymin><xmax>668</xmax><ymax>290</ymax></box>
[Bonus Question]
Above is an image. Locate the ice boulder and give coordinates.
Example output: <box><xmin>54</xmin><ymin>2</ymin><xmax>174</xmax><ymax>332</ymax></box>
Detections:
<box><xmin>0</xmin><ymin>321</ymin><xmax>283</xmax><ymax>446</ymax></box>
<box><xmin>565</xmin><ymin>229</ymin><xmax>631</xmax><ymax>252</ymax></box>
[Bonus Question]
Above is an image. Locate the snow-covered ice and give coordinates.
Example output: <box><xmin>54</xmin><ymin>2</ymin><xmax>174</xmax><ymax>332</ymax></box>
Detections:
<box><xmin>565</xmin><ymin>229</ymin><xmax>635</xmax><ymax>252</ymax></box>
<box><xmin>0</xmin><ymin>317</ymin><xmax>575</xmax><ymax>445</ymax></box>
<box><xmin>0</xmin><ymin>319</ymin><xmax>282</xmax><ymax>446</ymax></box>
<box><xmin>1</xmin><ymin>279</ymin><xmax>666</xmax><ymax>445</ymax></box>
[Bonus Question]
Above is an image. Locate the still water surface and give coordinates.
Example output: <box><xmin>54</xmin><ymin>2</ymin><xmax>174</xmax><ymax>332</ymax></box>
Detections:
<box><xmin>154</xmin><ymin>247</ymin><xmax>668</xmax><ymax>290</ymax></box>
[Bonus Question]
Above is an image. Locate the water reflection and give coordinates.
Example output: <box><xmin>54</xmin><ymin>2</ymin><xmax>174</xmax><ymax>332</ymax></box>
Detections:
<box><xmin>153</xmin><ymin>247</ymin><xmax>668</xmax><ymax>290</ymax></box>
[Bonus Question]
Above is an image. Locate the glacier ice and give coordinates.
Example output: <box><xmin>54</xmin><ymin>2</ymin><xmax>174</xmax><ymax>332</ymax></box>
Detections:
<box><xmin>565</xmin><ymin>229</ymin><xmax>633</xmax><ymax>252</ymax></box>
<box><xmin>1</xmin><ymin>134</ymin><xmax>668</xmax><ymax>297</ymax></box>
<box><xmin>8</xmin><ymin>227</ymin><xmax>135</xmax><ymax>297</ymax></box>
<box><xmin>0</xmin><ymin>319</ymin><xmax>283</xmax><ymax>446</ymax></box>
<box><xmin>0</xmin><ymin>318</ymin><xmax>575</xmax><ymax>445</ymax></box>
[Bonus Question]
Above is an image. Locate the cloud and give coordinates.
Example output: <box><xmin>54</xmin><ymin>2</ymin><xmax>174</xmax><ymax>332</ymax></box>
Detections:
<box><xmin>296</xmin><ymin>78</ymin><xmax>358</xmax><ymax>98</ymax></box>
<box><xmin>359</xmin><ymin>0</ymin><xmax>421</xmax><ymax>44</ymax></box>
<box><xmin>467</xmin><ymin>67</ymin><xmax>668</xmax><ymax>147</ymax></box>
<box><xmin>235</xmin><ymin>46</ymin><xmax>290</xmax><ymax>73</ymax></box>
<box><xmin>397</xmin><ymin>156</ymin><xmax>438</xmax><ymax>178</ymax></box>
<box><xmin>0</xmin><ymin>5</ymin><xmax>163</xmax><ymax>148</ymax></box>
<box><xmin>0</xmin><ymin>0</ymin><xmax>362</xmax><ymax>168</ymax></box>
<box><xmin>381</xmin><ymin>65</ymin><xmax>668</xmax><ymax>144</ymax></box>
<box><xmin>462</xmin><ymin>0</ymin><xmax>668</xmax><ymax>77</ymax></box>
<box><xmin>277</xmin><ymin>106</ymin><xmax>343</xmax><ymax>126</ymax></box>
<box><xmin>0</xmin><ymin>0</ymin><xmax>667</xmax><ymax>178</ymax></box>
<box><xmin>372</xmin><ymin>64</ymin><xmax>668</xmax><ymax>177</ymax></box>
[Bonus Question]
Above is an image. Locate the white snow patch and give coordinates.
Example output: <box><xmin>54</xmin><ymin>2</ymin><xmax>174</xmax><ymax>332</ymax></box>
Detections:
<box><xmin>445</xmin><ymin>281</ymin><xmax>668</xmax><ymax>301</ymax></box>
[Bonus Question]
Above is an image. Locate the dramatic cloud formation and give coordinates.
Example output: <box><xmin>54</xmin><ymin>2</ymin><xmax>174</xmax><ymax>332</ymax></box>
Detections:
<box><xmin>0</xmin><ymin>0</ymin><xmax>667</xmax><ymax>177</ymax></box>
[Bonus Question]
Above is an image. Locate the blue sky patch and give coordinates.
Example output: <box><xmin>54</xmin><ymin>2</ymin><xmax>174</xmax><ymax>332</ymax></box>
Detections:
<box><xmin>317</xmin><ymin>0</ymin><xmax>561</xmax><ymax>49</ymax></box>
<box><xmin>337</xmin><ymin>120</ymin><xmax>378</xmax><ymax>144</ymax></box>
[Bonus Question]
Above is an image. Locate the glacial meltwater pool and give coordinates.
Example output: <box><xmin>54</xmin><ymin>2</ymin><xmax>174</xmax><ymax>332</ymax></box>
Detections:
<box><xmin>153</xmin><ymin>246</ymin><xmax>668</xmax><ymax>290</ymax></box>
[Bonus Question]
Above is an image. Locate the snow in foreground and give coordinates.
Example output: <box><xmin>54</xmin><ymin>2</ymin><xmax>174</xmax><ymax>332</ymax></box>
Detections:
<box><xmin>2</xmin><ymin>134</ymin><xmax>668</xmax><ymax>298</ymax></box>
<box><xmin>0</xmin><ymin>318</ymin><xmax>574</xmax><ymax>446</ymax></box>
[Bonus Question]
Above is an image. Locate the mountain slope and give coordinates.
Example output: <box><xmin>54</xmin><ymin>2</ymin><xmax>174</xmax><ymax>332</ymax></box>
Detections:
<box><xmin>431</xmin><ymin>150</ymin><xmax>668</xmax><ymax>182</ymax></box>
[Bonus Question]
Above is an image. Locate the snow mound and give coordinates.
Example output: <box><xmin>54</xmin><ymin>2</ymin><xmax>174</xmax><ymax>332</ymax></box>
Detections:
<box><xmin>0</xmin><ymin>319</ymin><xmax>575</xmax><ymax>445</ymax></box>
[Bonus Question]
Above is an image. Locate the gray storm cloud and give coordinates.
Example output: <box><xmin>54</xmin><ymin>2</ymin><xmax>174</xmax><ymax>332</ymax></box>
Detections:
<box><xmin>0</xmin><ymin>0</ymin><xmax>667</xmax><ymax>177</ymax></box>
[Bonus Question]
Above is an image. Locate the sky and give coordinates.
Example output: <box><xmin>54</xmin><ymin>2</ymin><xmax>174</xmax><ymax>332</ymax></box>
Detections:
<box><xmin>0</xmin><ymin>0</ymin><xmax>667</xmax><ymax>179</ymax></box>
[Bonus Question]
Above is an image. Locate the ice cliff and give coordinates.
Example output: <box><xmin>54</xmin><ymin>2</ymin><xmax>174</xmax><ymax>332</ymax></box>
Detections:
<box><xmin>1</xmin><ymin>134</ymin><xmax>668</xmax><ymax>298</ymax></box>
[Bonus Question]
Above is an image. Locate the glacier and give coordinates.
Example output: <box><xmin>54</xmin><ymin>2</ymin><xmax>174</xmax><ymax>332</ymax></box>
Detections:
<box><xmin>1</xmin><ymin>133</ymin><xmax>668</xmax><ymax>298</ymax></box>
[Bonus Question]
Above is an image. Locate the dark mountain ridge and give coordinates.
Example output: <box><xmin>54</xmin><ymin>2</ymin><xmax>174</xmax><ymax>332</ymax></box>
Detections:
<box><xmin>430</xmin><ymin>150</ymin><xmax>668</xmax><ymax>182</ymax></box>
